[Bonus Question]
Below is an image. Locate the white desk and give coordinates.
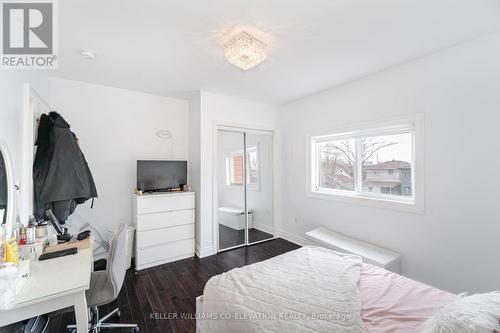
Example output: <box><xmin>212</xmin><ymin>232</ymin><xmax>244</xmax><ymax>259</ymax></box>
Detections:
<box><xmin>0</xmin><ymin>243</ymin><xmax>93</xmax><ymax>332</ymax></box>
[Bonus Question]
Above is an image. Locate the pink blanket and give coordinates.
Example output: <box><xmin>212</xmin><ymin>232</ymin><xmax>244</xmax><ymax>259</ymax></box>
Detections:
<box><xmin>360</xmin><ymin>263</ymin><xmax>455</xmax><ymax>332</ymax></box>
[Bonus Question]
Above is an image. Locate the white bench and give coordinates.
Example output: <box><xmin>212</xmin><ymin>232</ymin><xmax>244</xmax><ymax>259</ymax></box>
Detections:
<box><xmin>305</xmin><ymin>227</ymin><xmax>401</xmax><ymax>273</ymax></box>
<box><xmin>218</xmin><ymin>206</ymin><xmax>253</xmax><ymax>230</ymax></box>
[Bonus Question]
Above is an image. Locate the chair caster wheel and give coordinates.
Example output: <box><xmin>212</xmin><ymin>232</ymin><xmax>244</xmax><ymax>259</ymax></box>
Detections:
<box><xmin>115</xmin><ymin>309</ymin><xmax>121</xmax><ymax>318</ymax></box>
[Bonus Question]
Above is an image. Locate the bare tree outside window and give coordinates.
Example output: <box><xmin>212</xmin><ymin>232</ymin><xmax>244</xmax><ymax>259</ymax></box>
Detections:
<box><xmin>318</xmin><ymin>139</ymin><xmax>355</xmax><ymax>190</ymax></box>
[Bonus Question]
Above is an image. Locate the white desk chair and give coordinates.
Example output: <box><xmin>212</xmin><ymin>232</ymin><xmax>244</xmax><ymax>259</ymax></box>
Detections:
<box><xmin>68</xmin><ymin>223</ymin><xmax>138</xmax><ymax>332</ymax></box>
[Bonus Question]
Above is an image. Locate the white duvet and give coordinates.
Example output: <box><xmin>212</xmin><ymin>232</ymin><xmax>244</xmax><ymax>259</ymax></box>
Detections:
<box><xmin>200</xmin><ymin>246</ymin><xmax>366</xmax><ymax>333</ymax></box>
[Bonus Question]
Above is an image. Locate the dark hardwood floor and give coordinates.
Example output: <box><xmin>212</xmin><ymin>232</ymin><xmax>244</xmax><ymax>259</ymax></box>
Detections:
<box><xmin>46</xmin><ymin>238</ymin><xmax>300</xmax><ymax>333</ymax></box>
<box><xmin>218</xmin><ymin>224</ymin><xmax>273</xmax><ymax>249</ymax></box>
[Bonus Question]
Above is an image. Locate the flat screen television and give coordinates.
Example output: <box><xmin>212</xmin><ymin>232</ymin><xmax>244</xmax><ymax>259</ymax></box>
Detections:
<box><xmin>137</xmin><ymin>160</ymin><xmax>187</xmax><ymax>192</ymax></box>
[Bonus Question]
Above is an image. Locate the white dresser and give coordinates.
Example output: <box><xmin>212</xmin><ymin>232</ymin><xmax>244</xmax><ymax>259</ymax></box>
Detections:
<box><xmin>132</xmin><ymin>191</ymin><xmax>195</xmax><ymax>270</ymax></box>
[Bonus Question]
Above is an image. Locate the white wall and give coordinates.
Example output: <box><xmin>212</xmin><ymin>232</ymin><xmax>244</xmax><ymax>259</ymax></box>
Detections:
<box><xmin>190</xmin><ymin>91</ymin><xmax>280</xmax><ymax>257</ymax></box>
<box><xmin>280</xmin><ymin>33</ymin><xmax>500</xmax><ymax>294</ymax></box>
<box><xmin>0</xmin><ymin>72</ymin><xmax>50</xmax><ymax>222</ymax></box>
<box><xmin>188</xmin><ymin>92</ymin><xmax>202</xmax><ymax>255</ymax></box>
<box><xmin>50</xmin><ymin>78</ymin><xmax>189</xmax><ymax>237</ymax></box>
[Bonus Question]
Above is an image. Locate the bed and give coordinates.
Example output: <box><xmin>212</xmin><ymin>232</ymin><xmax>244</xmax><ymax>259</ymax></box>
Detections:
<box><xmin>196</xmin><ymin>246</ymin><xmax>455</xmax><ymax>333</ymax></box>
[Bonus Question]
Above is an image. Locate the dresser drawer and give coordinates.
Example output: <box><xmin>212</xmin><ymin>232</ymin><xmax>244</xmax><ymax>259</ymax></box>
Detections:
<box><xmin>135</xmin><ymin>238</ymin><xmax>194</xmax><ymax>269</ymax></box>
<box><xmin>136</xmin><ymin>224</ymin><xmax>194</xmax><ymax>249</ymax></box>
<box><xmin>136</xmin><ymin>193</ymin><xmax>194</xmax><ymax>214</ymax></box>
<box><xmin>136</xmin><ymin>209</ymin><xmax>194</xmax><ymax>231</ymax></box>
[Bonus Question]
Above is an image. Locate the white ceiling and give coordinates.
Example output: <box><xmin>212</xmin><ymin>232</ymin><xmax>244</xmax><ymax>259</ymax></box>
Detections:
<box><xmin>54</xmin><ymin>0</ymin><xmax>500</xmax><ymax>105</ymax></box>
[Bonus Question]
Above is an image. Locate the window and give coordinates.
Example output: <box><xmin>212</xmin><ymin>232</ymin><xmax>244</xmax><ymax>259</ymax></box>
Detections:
<box><xmin>246</xmin><ymin>147</ymin><xmax>260</xmax><ymax>187</ymax></box>
<box><xmin>309</xmin><ymin>120</ymin><xmax>420</xmax><ymax>209</ymax></box>
<box><xmin>228</xmin><ymin>153</ymin><xmax>244</xmax><ymax>185</ymax></box>
<box><xmin>361</xmin><ymin>132</ymin><xmax>412</xmax><ymax>199</ymax></box>
<box><xmin>381</xmin><ymin>187</ymin><xmax>391</xmax><ymax>194</ymax></box>
<box><xmin>226</xmin><ymin>147</ymin><xmax>260</xmax><ymax>189</ymax></box>
<box><xmin>316</xmin><ymin>139</ymin><xmax>355</xmax><ymax>191</ymax></box>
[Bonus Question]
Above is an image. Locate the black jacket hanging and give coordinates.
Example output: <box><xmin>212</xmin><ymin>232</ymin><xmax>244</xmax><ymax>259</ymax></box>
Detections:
<box><xmin>33</xmin><ymin>112</ymin><xmax>97</xmax><ymax>223</ymax></box>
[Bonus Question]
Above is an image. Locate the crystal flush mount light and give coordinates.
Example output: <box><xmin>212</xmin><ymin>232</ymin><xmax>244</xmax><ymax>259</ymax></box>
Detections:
<box><xmin>224</xmin><ymin>31</ymin><xmax>267</xmax><ymax>70</ymax></box>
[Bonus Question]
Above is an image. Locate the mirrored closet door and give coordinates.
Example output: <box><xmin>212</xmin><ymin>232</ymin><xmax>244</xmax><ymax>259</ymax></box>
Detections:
<box><xmin>217</xmin><ymin>128</ymin><xmax>274</xmax><ymax>252</ymax></box>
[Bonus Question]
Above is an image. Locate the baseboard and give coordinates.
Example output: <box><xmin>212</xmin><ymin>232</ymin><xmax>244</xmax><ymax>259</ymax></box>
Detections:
<box><xmin>278</xmin><ymin>229</ymin><xmax>313</xmax><ymax>247</ymax></box>
<box><xmin>195</xmin><ymin>245</ymin><xmax>217</xmax><ymax>258</ymax></box>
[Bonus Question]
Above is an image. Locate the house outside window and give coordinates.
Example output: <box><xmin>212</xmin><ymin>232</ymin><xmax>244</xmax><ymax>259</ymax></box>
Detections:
<box><xmin>307</xmin><ymin>116</ymin><xmax>424</xmax><ymax>212</ymax></box>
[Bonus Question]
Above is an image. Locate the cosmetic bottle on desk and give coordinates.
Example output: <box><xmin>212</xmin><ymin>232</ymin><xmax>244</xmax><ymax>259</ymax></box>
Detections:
<box><xmin>18</xmin><ymin>227</ymin><xmax>27</xmax><ymax>246</ymax></box>
<box><xmin>26</xmin><ymin>217</ymin><xmax>36</xmax><ymax>244</ymax></box>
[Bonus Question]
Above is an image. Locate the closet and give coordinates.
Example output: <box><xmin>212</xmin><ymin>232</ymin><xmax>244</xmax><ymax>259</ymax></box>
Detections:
<box><xmin>216</xmin><ymin>128</ymin><xmax>274</xmax><ymax>252</ymax></box>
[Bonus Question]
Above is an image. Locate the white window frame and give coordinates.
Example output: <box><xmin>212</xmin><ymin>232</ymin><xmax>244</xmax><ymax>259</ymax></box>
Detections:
<box><xmin>225</xmin><ymin>146</ymin><xmax>260</xmax><ymax>190</ymax></box>
<box><xmin>306</xmin><ymin>115</ymin><xmax>424</xmax><ymax>213</ymax></box>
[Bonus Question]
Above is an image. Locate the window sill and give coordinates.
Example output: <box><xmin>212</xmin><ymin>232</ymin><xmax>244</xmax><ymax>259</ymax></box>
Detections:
<box><xmin>306</xmin><ymin>190</ymin><xmax>424</xmax><ymax>214</ymax></box>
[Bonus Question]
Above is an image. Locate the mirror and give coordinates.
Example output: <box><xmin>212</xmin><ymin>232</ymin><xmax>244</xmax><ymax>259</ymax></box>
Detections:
<box><xmin>0</xmin><ymin>141</ymin><xmax>15</xmax><ymax>239</ymax></box>
<box><xmin>0</xmin><ymin>152</ymin><xmax>6</xmax><ymax>224</ymax></box>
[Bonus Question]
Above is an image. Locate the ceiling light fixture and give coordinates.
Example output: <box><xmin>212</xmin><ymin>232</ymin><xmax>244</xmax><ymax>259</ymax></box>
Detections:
<box><xmin>224</xmin><ymin>31</ymin><xmax>267</xmax><ymax>70</ymax></box>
